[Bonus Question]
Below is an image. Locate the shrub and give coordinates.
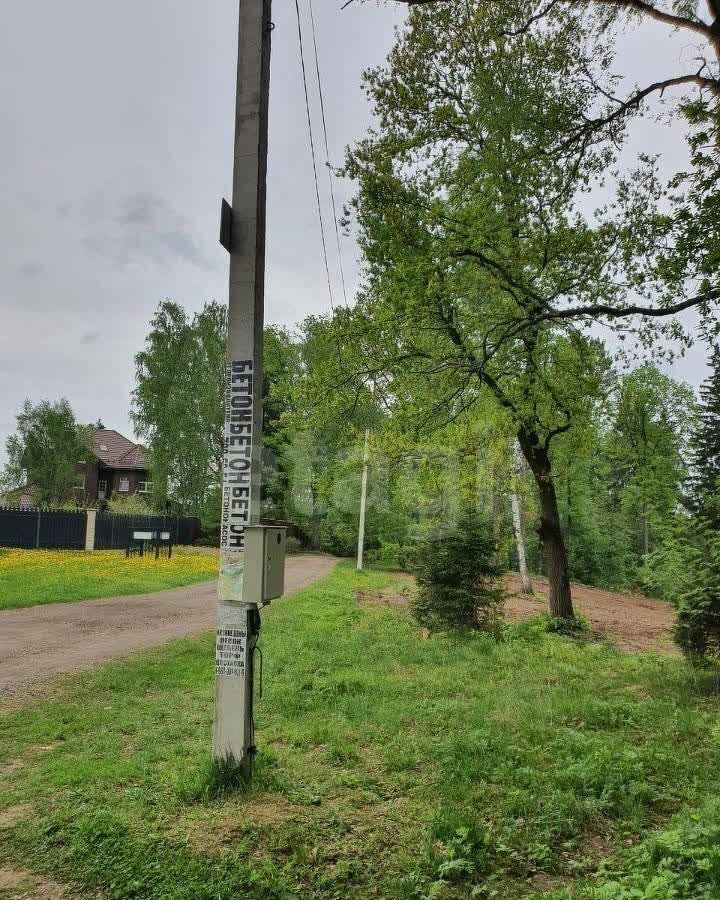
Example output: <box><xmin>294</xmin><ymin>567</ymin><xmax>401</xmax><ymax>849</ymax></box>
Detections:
<box><xmin>409</xmin><ymin>509</ymin><xmax>504</xmax><ymax>632</ymax></box>
<box><xmin>590</xmin><ymin>800</ymin><xmax>720</xmax><ymax>899</ymax></box>
<box><xmin>285</xmin><ymin>536</ymin><xmax>303</xmax><ymax>554</ymax></box>
<box><xmin>675</xmin><ymin>523</ymin><xmax>720</xmax><ymax>661</ymax></box>
<box><xmin>543</xmin><ymin>611</ymin><xmax>591</xmax><ymax>636</ymax></box>
<box><xmin>366</xmin><ymin>541</ymin><xmax>403</xmax><ymax>568</ymax></box>
<box><xmin>107</xmin><ymin>493</ymin><xmax>152</xmax><ymax>515</ymax></box>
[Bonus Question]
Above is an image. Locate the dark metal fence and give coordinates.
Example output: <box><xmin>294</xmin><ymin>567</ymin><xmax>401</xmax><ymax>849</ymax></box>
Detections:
<box><xmin>0</xmin><ymin>507</ymin><xmax>201</xmax><ymax>551</ymax></box>
<box><xmin>0</xmin><ymin>507</ymin><xmax>85</xmax><ymax>549</ymax></box>
<box><xmin>94</xmin><ymin>513</ymin><xmax>201</xmax><ymax>550</ymax></box>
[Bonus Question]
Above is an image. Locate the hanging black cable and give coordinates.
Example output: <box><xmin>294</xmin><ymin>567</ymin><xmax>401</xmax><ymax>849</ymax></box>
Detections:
<box><xmin>294</xmin><ymin>0</ymin><xmax>335</xmax><ymax>310</ymax></box>
<box><xmin>308</xmin><ymin>0</ymin><xmax>349</xmax><ymax>306</ymax></box>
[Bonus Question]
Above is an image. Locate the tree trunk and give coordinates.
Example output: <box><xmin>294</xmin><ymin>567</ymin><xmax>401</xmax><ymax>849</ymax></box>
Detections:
<box><xmin>517</xmin><ymin>428</ymin><xmax>574</xmax><ymax>619</ymax></box>
<box><xmin>510</xmin><ymin>491</ymin><xmax>533</xmax><ymax>594</ymax></box>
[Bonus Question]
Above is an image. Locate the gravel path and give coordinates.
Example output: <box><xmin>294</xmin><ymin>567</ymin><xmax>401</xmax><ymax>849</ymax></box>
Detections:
<box><xmin>0</xmin><ymin>554</ymin><xmax>337</xmax><ymax>699</ymax></box>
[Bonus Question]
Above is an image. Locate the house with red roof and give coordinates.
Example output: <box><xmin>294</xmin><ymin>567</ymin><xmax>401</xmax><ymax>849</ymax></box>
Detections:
<box><xmin>79</xmin><ymin>427</ymin><xmax>151</xmax><ymax>503</ymax></box>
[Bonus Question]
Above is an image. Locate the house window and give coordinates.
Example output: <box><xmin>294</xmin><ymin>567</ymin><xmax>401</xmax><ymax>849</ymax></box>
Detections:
<box><xmin>74</xmin><ymin>474</ymin><xmax>86</xmax><ymax>492</ymax></box>
<box><xmin>138</xmin><ymin>481</ymin><xmax>153</xmax><ymax>494</ymax></box>
<box><xmin>98</xmin><ymin>479</ymin><xmax>107</xmax><ymax>499</ymax></box>
<box><xmin>118</xmin><ymin>477</ymin><xmax>130</xmax><ymax>492</ymax></box>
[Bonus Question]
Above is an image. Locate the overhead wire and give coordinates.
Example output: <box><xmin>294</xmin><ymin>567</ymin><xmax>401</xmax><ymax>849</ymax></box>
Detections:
<box><xmin>293</xmin><ymin>0</ymin><xmax>377</xmax><ymax>422</ymax></box>
<box><xmin>308</xmin><ymin>0</ymin><xmax>349</xmax><ymax>306</ymax></box>
<box><xmin>294</xmin><ymin>0</ymin><xmax>336</xmax><ymax>311</ymax></box>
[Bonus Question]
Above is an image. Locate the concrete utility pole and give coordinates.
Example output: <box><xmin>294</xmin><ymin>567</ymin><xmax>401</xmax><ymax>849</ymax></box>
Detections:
<box><xmin>356</xmin><ymin>429</ymin><xmax>370</xmax><ymax>571</ymax></box>
<box><xmin>213</xmin><ymin>0</ymin><xmax>272</xmax><ymax>774</ymax></box>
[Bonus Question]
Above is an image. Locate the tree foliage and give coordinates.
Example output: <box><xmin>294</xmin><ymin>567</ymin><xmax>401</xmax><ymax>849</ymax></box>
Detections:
<box><xmin>131</xmin><ymin>300</ymin><xmax>299</xmax><ymax>521</ymax></box>
<box><xmin>690</xmin><ymin>348</ymin><xmax>720</xmax><ymax>524</ymax></box>
<box><xmin>2</xmin><ymin>399</ymin><xmax>92</xmax><ymax>507</ymax></box>
<box><xmin>606</xmin><ymin>364</ymin><xmax>697</xmax><ymax>553</ymax></box>
<box><xmin>675</xmin><ymin>521</ymin><xmax>720</xmax><ymax>660</ymax></box>
<box><xmin>132</xmin><ymin>301</ymin><xmax>226</xmax><ymax>516</ymax></box>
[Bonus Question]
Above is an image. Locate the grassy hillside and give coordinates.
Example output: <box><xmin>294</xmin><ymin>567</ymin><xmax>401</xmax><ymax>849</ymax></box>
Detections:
<box><xmin>1</xmin><ymin>563</ymin><xmax>719</xmax><ymax>898</ymax></box>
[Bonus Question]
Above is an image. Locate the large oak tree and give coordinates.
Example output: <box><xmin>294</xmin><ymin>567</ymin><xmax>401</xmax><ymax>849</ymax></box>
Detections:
<box><xmin>342</xmin><ymin>0</ymin><xmax>717</xmax><ymax>617</ymax></box>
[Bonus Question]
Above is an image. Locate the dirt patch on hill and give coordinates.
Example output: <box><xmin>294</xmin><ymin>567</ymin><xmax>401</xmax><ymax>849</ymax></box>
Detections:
<box><xmin>505</xmin><ymin>575</ymin><xmax>677</xmax><ymax>655</ymax></box>
<box><xmin>0</xmin><ymin>804</ymin><xmax>33</xmax><ymax>829</ymax></box>
<box><xmin>0</xmin><ymin>867</ymin><xmax>90</xmax><ymax>899</ymax></box>
<box><xmin>355</xmin><ymin>588</ymin><xmax>411</xmax><ymax>610</ymax></box>
<box><xmin>357</xmin><ymin>575</ymin><xmax>676</xmax><ymax>655</ymax></box>
<box><xmin>181</xmin><ymin>796</ymin><xmax>305</xmax><ymax>853</ymax></box>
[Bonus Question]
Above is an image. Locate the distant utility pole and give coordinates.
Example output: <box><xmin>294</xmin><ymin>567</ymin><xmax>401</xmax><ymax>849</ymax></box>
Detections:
<box><xmin>511</xmin><ymin>442</ymin><xmax>533</xmax><ymax>595</ymax></box>
<box><xmin>356</xmin><ymin>429</ymin><xmax>370</xmax><ymax>571</ymax></box>
<box><xmin>213</xmin><ymin>0</ymin><xmax>272</xmax><ymax>774</ymax></box>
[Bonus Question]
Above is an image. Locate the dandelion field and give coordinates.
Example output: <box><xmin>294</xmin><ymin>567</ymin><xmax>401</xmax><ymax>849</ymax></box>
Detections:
<box><xmin>0</xmin><ymin>547</ymin><xmax>218</xmax><ymax>610</ymax></box>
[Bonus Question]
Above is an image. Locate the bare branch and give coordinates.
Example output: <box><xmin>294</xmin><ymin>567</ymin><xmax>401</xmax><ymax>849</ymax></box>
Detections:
<box><xmin>530</xmin><ymin>288</ymin><xmax>720</xmax><ymax>324</ymax></box>
<box><xmin>571</xmin><ymin>69</ymin><xmax>720</xmax><ymax>141</ymax></box>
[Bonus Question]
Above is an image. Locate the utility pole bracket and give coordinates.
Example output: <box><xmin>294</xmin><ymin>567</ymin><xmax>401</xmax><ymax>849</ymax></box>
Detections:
<box><xmin>220</xmin><ymin>198</ymin><xmax>233</xmax><ymax>253</ymax></box>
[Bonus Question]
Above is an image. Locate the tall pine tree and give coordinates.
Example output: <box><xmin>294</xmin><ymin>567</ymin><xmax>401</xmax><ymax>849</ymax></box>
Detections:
<box><xmin>691</xmin><ymin>349</ymin><xmax>720</xmax><ymax>525</ymax></box>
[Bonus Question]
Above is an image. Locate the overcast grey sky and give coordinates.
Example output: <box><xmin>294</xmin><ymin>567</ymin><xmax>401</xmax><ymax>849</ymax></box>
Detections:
<box><xmin>0</xmin><ymin>2</ymin><xmax>713</xmax><ymax>458</ymax></box>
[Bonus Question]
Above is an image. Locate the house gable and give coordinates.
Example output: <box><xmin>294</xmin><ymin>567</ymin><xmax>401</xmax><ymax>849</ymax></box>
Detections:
<box><xmin>84</xmin><ymin>428</ymin><xmax>149</xmax><ymax>501</ymax></box>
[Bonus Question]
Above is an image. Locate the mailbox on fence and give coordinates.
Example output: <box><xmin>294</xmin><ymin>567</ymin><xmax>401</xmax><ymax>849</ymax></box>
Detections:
<box><xmin>126</xmin><ymin>530</ymin><xmax>173</xmax><ymax>560</ymax></box>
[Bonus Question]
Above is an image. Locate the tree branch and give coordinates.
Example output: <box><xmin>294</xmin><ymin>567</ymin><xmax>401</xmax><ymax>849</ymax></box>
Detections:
<box><xmin>572</xmin><ymin>70</ymin><xmax>720</xmax><ymax>141</ymax></box>
<box><xmin>502</xmin><ymin>0</ymin><xmax>563</xmax><ymax>35</ymax></box>
<box><xmin>531</xmin><ymin>288</ymin><xmax>720</xmax><ymax>324</ymax></box>
<box><xmin>594</xmin><ymin>0</ymin><xmax>714</xmax><ymax>40</ymax></box>
<box><xmin>434</xmin><ymin>299</ymin><xmax>520</xmax><ymax>416</ymax></box>
<box><xmin>451</xmin><ymin>247</ymin><xmax>547</xmax><ymax>307</ymax></box>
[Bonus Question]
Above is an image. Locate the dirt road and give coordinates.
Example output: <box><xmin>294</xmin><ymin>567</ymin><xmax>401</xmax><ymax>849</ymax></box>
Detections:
<box><xmin>0</xmin><ymin>554</ymin><xmax>336</xmax><ymax>699</ymax></box>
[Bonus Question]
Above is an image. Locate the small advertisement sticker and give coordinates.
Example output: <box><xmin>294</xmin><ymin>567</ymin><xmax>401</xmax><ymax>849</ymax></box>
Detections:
<box><xmin>215</xmin><ymin>604</ymin><xmax>248</xmax><ymax>679</ymax></box>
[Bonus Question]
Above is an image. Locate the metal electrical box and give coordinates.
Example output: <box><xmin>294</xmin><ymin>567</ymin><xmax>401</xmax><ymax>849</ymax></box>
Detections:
<box><xmin>244</xmin><ymin>526</ymin><xmax>287</xmax><ymax>604</ymax></box>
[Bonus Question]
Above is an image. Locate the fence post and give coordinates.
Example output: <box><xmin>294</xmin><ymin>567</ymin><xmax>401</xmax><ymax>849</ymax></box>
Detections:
<box><xmin>85</xmin><ymin>509</ymin><xmax>97</xmax><ymax>552</ymax></box>
<box><xmin>35</xmin><ymin>509</ymin><xmax>41</xmax><ymax>549</ymax></box>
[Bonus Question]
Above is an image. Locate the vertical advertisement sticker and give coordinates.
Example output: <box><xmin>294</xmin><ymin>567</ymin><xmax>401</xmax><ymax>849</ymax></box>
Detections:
<box><xmin>221</xmin><ymin>359</ymin><xmax>254</xmax><ymax>552</ymax></box>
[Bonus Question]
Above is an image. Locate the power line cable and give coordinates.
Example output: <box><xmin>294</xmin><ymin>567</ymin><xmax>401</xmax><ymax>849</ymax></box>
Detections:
<box><xmin>294</xmin><ymin>0</ymin><xmax>335</xmax><ymax>310</ymax></box>
<box><xmin>308</xmin><ymin>0</ymin><xmax>349</xmax><ymax>306</ymax></box>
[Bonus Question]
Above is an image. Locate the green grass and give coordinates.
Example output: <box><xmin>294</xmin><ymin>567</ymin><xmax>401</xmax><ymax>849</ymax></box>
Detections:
<box><xmin>1</xmin><ymin>563</ymin><xmax>720</xmax><ymax>898</ymax></box>
<box><xmin>0</xmin><ymin>548</ymin><xmax>218</xmax><ymax>610</ymax></box>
